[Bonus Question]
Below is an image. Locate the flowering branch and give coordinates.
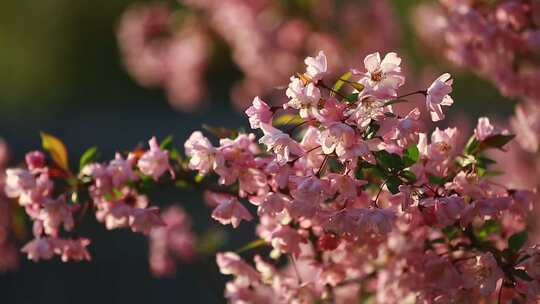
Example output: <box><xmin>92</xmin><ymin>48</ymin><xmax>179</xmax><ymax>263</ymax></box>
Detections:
<box><xmin>6</xmin><ymin>50</ymin><xmax>540</xmax><ymax>303</ymax></box>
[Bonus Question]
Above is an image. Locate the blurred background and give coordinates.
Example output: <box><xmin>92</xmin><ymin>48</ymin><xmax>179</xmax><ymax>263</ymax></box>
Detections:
<box><xmin>0</xmin><ymin>0</ymin><xmax>517</xmax><ymax>303</ymax></box>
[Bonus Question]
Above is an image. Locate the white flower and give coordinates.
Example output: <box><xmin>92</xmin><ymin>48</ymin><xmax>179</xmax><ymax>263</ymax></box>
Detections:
<box><xmin>359</xmin><ymin>52</ymin><xmax>405</xmax><ymax>98</ymax></box>
<box><xmin>426</xmin><ymin>73</ymin><xmax>454</xmax><ymax>122</ymax></box>
<box><xmin>304</xmin><ymin>50</ymin><xmax>327</xmax><ymax>81</ymax></box>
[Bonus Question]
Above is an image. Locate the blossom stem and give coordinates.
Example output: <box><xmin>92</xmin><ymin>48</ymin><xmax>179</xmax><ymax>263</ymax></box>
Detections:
<box><xmin>372</xmin><ymin>179</ymin><xmax>387</xmax><ymax>208</ymax></box>
<box><xmin>316</xmin><ymin>155</ymin><xmax>330</xmax><ymax>178</ymax></box>
<box><xmin>289</xmin><ymin>255</ymin><xmax>303</xmax><ymax>285</ymax></box>
<box><xmin>397</xmin><ymin>90</ymin><xmax>427</xmax><ymax>99</ymax></box>
<box><xmin>289</xmin><ymin>145</ymin><xmax>321</xmax><ymax>164</ymax></box>
<box><xmin>285</xmin><ymin>120</ymin><xmax>309</xmax><ymax>135</ymax></box>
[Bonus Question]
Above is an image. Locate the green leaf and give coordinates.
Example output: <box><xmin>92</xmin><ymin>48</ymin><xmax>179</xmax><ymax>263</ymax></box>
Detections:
<box><xmin>236</xmin><ymin>238</ymin><xmax>267</xmax><ymax>254</ymax></box>
<box><xmin>374</xmin><ymin>150</ymin><xmax>404</xmax><ymax>171</ymax></box>
<box><xmin>194</xmin><ymin>174</ymin><xmax>205</xmax><ymax>183</ymax></box>
<box><xmin>476</xmin><ymin>219</ymin><xmax>500</xmax><ymax>239</ymax></box>
<box><xmin>197</xmin><ymin>228</ymin><xmax>227</xmax><ymax>255</ymax></box>
<box><xmin>428</xmin><ymin>175</ymin><xmax>447</xmax><ymax>186</ymax></box>
<box><xmin>327</xmin><ymin>156</ymin><xmax>345</xmax><ymax>173</ymax></box>
<box><xmin>442</xmin><ymin>225</ymin><xmax>460</xmax><ymax>240</ymax></box>
<box><xmin>160</xmin><ymin>135</ymin><xmax>174</xmax><ymax>150</ymax></box>
<box><xmin>386</xmin><ymin>176</ymin><xmax>402</xmax><ymax>194</ymax></box>
<box><xmin>139</xmin><ymin>175</ymin><xmax>156</xmax><ymax>192</ymax></box>
<box><xmin>41</xmin><ymin>132</ymin><xmax>69</xmax><ymax>171</ymax></box>
<box><xmin>477</xmin><ymin>156</ymin><xmax>496</xmax><ymax>167</ymax></box>
<box><xmin>478</xmin><ymin>169</ymin><xmax>503</xmax><ymax>177</ymax></box>
<box><xmin>202</xmin><ymin>124</ymin><xmax>238</xmax><ymax>139</ymax></box>
<box><xmin>79</xmin><ymin>146</ymin><xmax>98</xmax><ymax>171</ymax></box>
<box><xmin>331</xmin><ymin>71</ymin><xmax>352</xmax><ymax>97</ymax></box>
<box><xmin>400</xmin><ymin>170</ymin><xmax>417</xmax><ymax>183</ymax></box>
<box><xmin>508</xmin><ymin>231</ymin><xmax>528</xmax><ymax>253</ymax></box>
<box><xmin>348</xmin><ymin>82</ymin><xmax>365</xmax><ymax>92</ymax></box>
<box><xmin>403</xmin><ymin>145</ymin><xmax>420</xmax><ymax>167</ymax></box>
<box><xmin>175</xmin><ymin>179</ymin><xmax>191</xmax><ymax>189</ymax></box>
<box><xmin>344</xmin><ymin>93</ymin><xmax>359</xmax><ymax>103</ymax></box>
<box><xmin>464</xmin><ymin>136</ymin><xmax>480</xmax><ymax>155</ymax></box>
<box><xmin>481</xmin><ymin>134</ymin><xmax>515</xmax><ymax>150</ymax></box>
<box><xmin>272</xmin><ymin>114</ymin><xmax>304</xmax><ymax>126</ymax></box>
<box><xmin>512</xmin><ymin>268</ymin><xmax>534</xmax><ymax>282</ymax></box>
<box><xmin>364</xmin><ymin>121</ymin><xmax>380</xmax><ymax>140</ymax></box>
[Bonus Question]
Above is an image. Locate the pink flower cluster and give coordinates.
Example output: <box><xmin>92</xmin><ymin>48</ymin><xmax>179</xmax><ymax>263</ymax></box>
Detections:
<box><xmin>183</xmin><ymin>51</ymin><xmax>539</xmax><ymax>302</ymax></box>
<box><xmin>4</xmin><ymin>137</ymin><xmax>174</xmax><ymax>263</ymax></box>
<box><xmin>413</xmin><ymin>0</ymin><xmax>540</xmax><ymax>102</ymax></box>
<box><xmin>117</xmin><ymin>0</ymin><xmax>399</xmax><ymax>111</ymax></box>
<box><xmin>0</xmin><ymin>140</ymin><xmax>19</xmax><ymax>272</ymax></box>
<box><xmin>6</xmin><ymin>49</ymin><xmax>540</xmax><ymax>301</ymax></box>
<box><xmin>81</xmin><ymin>138</ymin><xmax>168</xmax><ymax>235</ymax></box>
<box><xmin>5</xmin><ymin>153</ymin><xmax>91</xmax><ymax>262</ymax></box>
<box><xmin>117</xmin><ymin>3</ymin><xmax>210</xmax><ymax>111</ymax></box>
<box><xmin>148</xmin><ymin>205</ymin><xmax>196</xmax><ymax>277</ymax></box>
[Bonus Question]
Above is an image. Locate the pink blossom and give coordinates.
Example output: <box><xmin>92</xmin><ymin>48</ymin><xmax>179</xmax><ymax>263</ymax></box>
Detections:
<box><xmin>320</xmin><ymin>122</ymin><xmax>355</xmax><ymax>158</ymax></box>
<box><xmin>25</xmin><ymin>151</ymin><xmax>45</xmax><ymax>172</ymax></box>
<box><xmin>224</xmin><ymin>280</ymin><xmax>267</xmax><ymax>303</ymax></box>
<box><xmin>426</xmin><ymin>73</ymin><xmax>454</xmax><ymax>122</ymax></box>
<box><xmin>427</xmin><ymin>127</ymin><xmax>458</xmax><ymax>161</ymax></box>
<box><xmin>270</xmin><ymin>225</ymin><xmax>303</xmax><ymax>257</ymax></box>
<box><xmin>184</xmin><ymin>131</ymin><xmax>216</xmax><ymax>174</ymax></box>
<box><xmin>245</xmin><ymin>96</ymin><xmax>272</xmax><ymax>129</ymax></box>
<box><xmin>461</xmin><ymin>252</ymin><xmax>503</xmax><ymax>295</ymax></box>
<box><xmin>137</xmin><ymin>137</ymin><xmax>171</xmax><ymax>180</ymax></box>
<box><xmin>259</xmin><ymin>123</ymin><xmax>304</xmax><ymax>165</ymax></box>
<box><xmin>38</xmin><ymin>196</ymin><xmax>75</xmax><ymax>237</ymax></box>
<box><xmin>304</xmin><ymin>50</ymin><xmax>327</xmax><ymax>82</ymax></box>
<box><xmin>313</xmin><ymin>97</ymin><xmax>346</xmax><ymax>123</ymax></box>
<box><xmin>129</xmin><ymin>207</ymin><xmax>165</xmax><ymax>235</ymax></box>
<box><xmin>251</xmin><ymin>192</ymin><xmax>289</xmax><ymax>216</ymax></box>
<box><xmin>345</xmin><ymin>97</ymin><xmax>387</xmax><ymax>129</ymax></box>
<box><xmin>94</xmin><ymin>189</ymin><xmax>149</xmax><ymax>230</ymax></box>
<box><xmin>21</xmin><ymin>237</ymin><xmax>56</xmax><ymax>262</ymax></box>
<box><xmin>285</xmin><ymin>77</ymin><xmax>321</xmax><ymax>118</ymax></box>
<box><xmin>420</xmin><ymin>195</ymin><xmax>465</xmax><ymax>227</ymax></box>
<box><xmin>381</xmin><ymin>108</ymin><xmax>421</xmax><ymax>145</ymax></box>
<box><xmin>107</xmin><ymin>153</ymin><xmax>138</xmax><ymax>187</ymax></box>
<box><xmin>216</xmin><ymin>251</ymin><xmax>260</xmax><ymax>284</ymax></box>
<box><xmin>327</xmin><ymin>174</ymin><xmax>365</xmax><ymax>204</ymax></box>
<box><xmin>4</xmin><ymin>168</ymin><xmax>35</xmax><ymax>199</ymax></box>
<box><xmin>360</xmin><ymin>208</ymin><xmax>396</xmax><ymax>235</ymax></box>
<box><xmin>289</xmin><ymin>176</ymin><xmax>331</xmax><ymax>219</ymax></box>
<box><xmin>474</xmin><ymin>117</ymin><xmax>495</xmax><ymax>141</ymax></box>
<box><xmin>211</xmin><ymin>196</ymin><xmax>253</xmax><ymax>228</ymax></box>
<box><xmin>148</xmin><ymin>206</ymin><xmax>196</xmax><ymax>277</ymax></box>
<box><xmin>358</xmin><ymin>52</ymin><xmax>405</xmax><ymax>98</ymax></box>
<box><xmin>56</xmin><ymin>238</ymin><xmax>92</xmax><ymax>262</ymax></box>
<box><xmin>254</xmin><ymin>255</ymin><xmax>276</xmax><ymax>282</ymax></box>
<box><xmin>510</xmin><ymin>102</ymin><xmax>540</xmax><ymax>152</ymax></box>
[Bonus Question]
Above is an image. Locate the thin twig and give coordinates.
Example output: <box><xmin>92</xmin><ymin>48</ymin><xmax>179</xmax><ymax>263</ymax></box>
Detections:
<box><xmin>316</xmin><ymin>155</ymin><xmax>330</xmax><ymax>178</ymax></box>
<box><xmin>318</xmin><ymin>82</ymin><xmax>346</xmax><ymax>98</ymax></box>
<box><xmin>289</xmin><ymin>255</ymin><xmax>303</xmax><ymax>285</ymax></box>
<box><xmin>396</xmin><ymin>90</ymin><xmax>427</xmax><ymax>99</ymax></box>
